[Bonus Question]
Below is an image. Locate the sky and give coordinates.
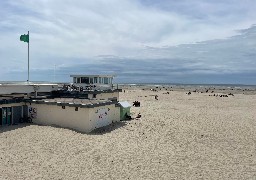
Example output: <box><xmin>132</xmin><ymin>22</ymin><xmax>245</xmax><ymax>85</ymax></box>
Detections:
<box><xmin>0</xmin><ymin>0</ymin><xmax>256</xmax><ymax>84</ymax></box>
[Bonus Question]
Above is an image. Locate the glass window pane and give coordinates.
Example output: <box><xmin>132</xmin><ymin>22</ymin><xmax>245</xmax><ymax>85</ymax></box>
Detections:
<box><xmin>89</xmin><ymin>78</ymin><xmax>93</xmax><ymax>84</ymax></box>
<box><xmin>94</xmin><ymin>77</ymin><xmax>98</xmax><ymax>83</ymax></box>
<box><xmin>81</xmin><ymin>77</ymin><xmax>89</xmax><ymax>84</ymax></box>
<box><xmin>104</xmin><ymin>77</ymin><xmax>108</xmax><ymax>84</ymax></box>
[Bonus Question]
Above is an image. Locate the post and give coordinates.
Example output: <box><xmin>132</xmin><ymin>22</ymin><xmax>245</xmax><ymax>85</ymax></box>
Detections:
<box><xmin>28</xmin><ymin>31</ymin><xmax>30</xmax><ymax>82</ymax></box>
<box><xmin>54</xmin><ymin>64</ymin><xmax>56</xmax><ymax>82</ymax></box>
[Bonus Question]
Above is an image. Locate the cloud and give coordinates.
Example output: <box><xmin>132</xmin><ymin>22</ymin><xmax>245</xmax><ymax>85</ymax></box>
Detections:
<box><xmin>0</xmin><ymin>0</ymin><xmax>256</xmax><ymax>84</ymax></box>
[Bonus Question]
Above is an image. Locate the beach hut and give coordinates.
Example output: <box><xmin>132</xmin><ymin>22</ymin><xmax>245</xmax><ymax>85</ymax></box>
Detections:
<box><xmin>28</xmin><ymin>99</ymin><xmax>120</xmax><ymax>133</ymax></box>
<box><xmin>119</xmin><ymin>101</ymin><xmax>132</xmax><ymax>120</ymax></box>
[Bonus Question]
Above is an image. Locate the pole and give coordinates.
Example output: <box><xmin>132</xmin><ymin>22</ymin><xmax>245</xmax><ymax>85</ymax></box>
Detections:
<box><xmin>28</xmin><ymin>31</ymin><xmax>29</xmax><ymax>82</ymax></box>
<box><xmin>54</xmin><ymin>64</ymin><xmax>56</xmax><ymax>82</ymax></box>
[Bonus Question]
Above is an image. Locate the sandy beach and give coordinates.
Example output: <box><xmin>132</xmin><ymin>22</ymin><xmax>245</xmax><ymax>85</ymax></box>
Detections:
<box><xmin>1</xmin><ymin>85</ymin><xmax>256</xmax><ymax>179</ymax></box>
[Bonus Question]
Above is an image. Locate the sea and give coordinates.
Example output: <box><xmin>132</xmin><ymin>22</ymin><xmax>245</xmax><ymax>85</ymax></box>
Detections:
<box><xmin>118</xmin><ymin>83</ymin><xmax>256</xmax><ymax>90</ymax></box>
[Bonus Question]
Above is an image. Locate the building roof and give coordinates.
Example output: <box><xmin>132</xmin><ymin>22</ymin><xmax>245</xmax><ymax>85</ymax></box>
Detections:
<box><xmin>30</xmin><ymin>98</ymin><xmax>117</xmax><ymax>108</ymax></box>
<box><xmin>0</xmin><ymin>81</ymin><xmax>58</xmax><ymax>86</ymax></box>
<box><xmin>119</xmin><ymin>101</ymin><xmax>131</xmax><ymax>108</ymax></box>
<box><xmin>0</xmin><ymin>83</ymin><xmax>58</xmax><ymax>95</ymax></box>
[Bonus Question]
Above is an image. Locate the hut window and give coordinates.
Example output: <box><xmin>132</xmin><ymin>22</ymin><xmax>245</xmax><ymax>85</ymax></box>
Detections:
<box><xmin>62</xmin><ymin>106</ymin><xmax>65</xmax><ymax>109</ymax></box>
<box><xmin>99</xmin><ymin>77</ymin><xmax>102</xmax><ymax>84</ymax></box>
<box><xmin>81</xmin><ymin>77</ymin><xmax>89</xmax><ymax>84</ymax></box>
<box><xmin>93</xmin><ymin>94</ymin><xmax>97</xmax><ymax>98</ymax></box>
<box><xmin>75</xmin><ymin>107</ymin><xmax>78</xmax><ymax>111</ymax></box>
<box><xmin>94</xmin><ymin>77</ymin><xmax>98</xmax><ymax>83</ymax></box>
<box><xmin>89</xmin><ymin>77</ymin><xmax>93</xmax><ymax>84</ymax></box>
<box><xmin>104</xmin><ymin>77</ymin><xmax>108</xmax><ymax>84</ymax></box>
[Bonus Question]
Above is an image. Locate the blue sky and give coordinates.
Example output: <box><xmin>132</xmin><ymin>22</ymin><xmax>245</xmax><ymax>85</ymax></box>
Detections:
<box><xmin>0</xmin><ymin>0</ymin><xmax>256</xmax><ymax>84</ymax></box>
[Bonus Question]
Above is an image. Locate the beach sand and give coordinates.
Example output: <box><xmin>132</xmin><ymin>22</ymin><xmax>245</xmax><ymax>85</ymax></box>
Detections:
<box><xmin>1</xmin><ymin>86</ymin><xmax>256</xmax><ymax>179</ymax></box>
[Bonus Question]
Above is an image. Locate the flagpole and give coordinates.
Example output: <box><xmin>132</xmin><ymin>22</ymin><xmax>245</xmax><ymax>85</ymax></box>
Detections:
<box><xmin>54</xmin><ymin>64</ymin><xmax>56</xmax><ymax>82</ymax></box>
<box><xmin>28</xmin><ymin>31</ymin><xmax>29</xmax><ymax>82</ymax></box>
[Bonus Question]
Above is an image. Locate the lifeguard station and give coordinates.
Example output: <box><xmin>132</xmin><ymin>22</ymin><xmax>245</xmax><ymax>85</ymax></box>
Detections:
<box><xmin>70</xmin><ymin>75</ymin><xmax>115</xmax><ymax>90</ymax></box>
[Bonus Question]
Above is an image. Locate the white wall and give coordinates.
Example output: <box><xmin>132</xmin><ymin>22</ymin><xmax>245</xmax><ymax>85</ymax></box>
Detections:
<box><xmin>89</xmin><ymin>104</ymin><xmax>120</xmax><ymax>130</ymax></box>
<box><xmin>31</xmin><ymin>103</ymin><xmax>120</xmax><ymax>133</ymax></box>
<box><xmin>31</xmin><ymin>104</ymin><xmax>92</xmax><ymax>132</ymax></box>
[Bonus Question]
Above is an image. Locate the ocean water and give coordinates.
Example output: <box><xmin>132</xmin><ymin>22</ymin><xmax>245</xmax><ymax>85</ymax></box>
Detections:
<box><xmin>118</xmin><ymin>83</ymin><xmax>256</xmax><ymax>90</ymax></box>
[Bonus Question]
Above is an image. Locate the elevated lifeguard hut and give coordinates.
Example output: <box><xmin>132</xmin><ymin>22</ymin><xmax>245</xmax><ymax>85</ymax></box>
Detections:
<box><xmin>70</xmin><ymin>74</ymin><xmax>115</xmax><ymax>90</ymax></box>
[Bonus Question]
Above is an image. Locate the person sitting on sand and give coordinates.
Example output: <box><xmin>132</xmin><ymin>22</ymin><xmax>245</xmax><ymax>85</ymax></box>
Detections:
<box><xmin>136</xmin><ymin>113</ymin><xmax>141</xmax><ymax>118</ymax></box>
<box><xmin>133</xmin><ymin>101</ymin><xmax>140</xmax><ymax>107</ymax></box>
<box><xmin>125</xmin><ymin>113</ymin><xmax>132</xmax><ymax>120</ymax></box>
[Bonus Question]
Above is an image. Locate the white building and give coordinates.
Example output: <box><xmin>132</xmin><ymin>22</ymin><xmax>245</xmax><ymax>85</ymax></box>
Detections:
<box><xmin>29</xmin><ymin>98</ymin><xmax>120</xmax><ymax>132</ymax></box>
<box><xmin>0</xmin><ymin>76</ymin><xmax>123</xmax><ymax>133</ymax></box>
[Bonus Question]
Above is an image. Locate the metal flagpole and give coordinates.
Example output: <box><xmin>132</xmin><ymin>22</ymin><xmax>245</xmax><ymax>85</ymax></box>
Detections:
<box><xmin>28</xmin><ymin>31</ymin><xmax>29</xmax><ymax>82</ymax></box>
<box><xmin>54</xmin><ymin>64</ymin><xmax>56</xmax><ymax>82</ymax></box>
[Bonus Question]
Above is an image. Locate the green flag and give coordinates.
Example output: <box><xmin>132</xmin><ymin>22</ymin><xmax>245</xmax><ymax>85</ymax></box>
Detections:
<box><xmin>20</xmin><ymin>34</ymin><xmax>29</xmax><ymax>43</ymax></box>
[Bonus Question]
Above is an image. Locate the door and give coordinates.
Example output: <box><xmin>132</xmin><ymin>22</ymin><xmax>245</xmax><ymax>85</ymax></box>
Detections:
<box><xmin>2</xmin><ymin>107</ymin><xmax>7</xmax><ymax>125</ymax></box>
<box><xmin>0</xmin><ymin>108</ymin><xmax>2</xmax><ymax>126</ymax></box>
<box><xmin>7</xmin><ymin>107</ymin><xmax>12</xmax><ymax>125</ymax></box>
<box><xmin>23</xmin><ymin>105</ymin><xmax>28</xmax><ymax>118</ymax></box>
<box><xmin>12</xmin><ymin>106</ymin><xmax>22</xmax><ymax>124</ymax></box>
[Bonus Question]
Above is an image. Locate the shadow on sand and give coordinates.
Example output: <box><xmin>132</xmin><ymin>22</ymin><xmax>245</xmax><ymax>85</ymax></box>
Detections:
<box><xmin>90</xmin><ymin>120</ymin><xmax>131</xmax><ymax>135</ymax></box>
<box><xmin>35</xmin><ymin>120</ymin><xmax>130</xmax><ymax>135</ymax></box>
<box><xmin>0</xmin><ymin>120</ymin><xmax>132</xmax><ymax>135</ymax></box>
<box><xmin>0</xmin><ymin>123</ymin><xmax>32</xmax><ymax>134</ymax></box>
<box><xmin>36</xmin><ymin>121</ymin><xmax>129</xmax><ymax>135</ymax></box>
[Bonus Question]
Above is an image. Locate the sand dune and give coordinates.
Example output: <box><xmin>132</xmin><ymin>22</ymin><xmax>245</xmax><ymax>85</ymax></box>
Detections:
<box><xmin>1</xmin><ymin>87</ymin><xmax>256</xmax><ymax>179</ymax></box>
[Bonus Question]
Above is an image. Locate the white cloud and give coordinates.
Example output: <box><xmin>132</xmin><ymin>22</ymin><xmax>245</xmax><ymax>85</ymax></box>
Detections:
<box><xmin>0</xmin><ymin>0</ymin><xmax>256</xmax><ymax>83</ymax></box>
